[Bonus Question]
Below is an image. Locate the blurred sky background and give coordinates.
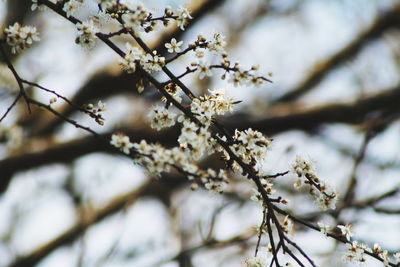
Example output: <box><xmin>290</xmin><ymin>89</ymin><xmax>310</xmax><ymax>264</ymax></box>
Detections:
<box><xmin>0</xmin><ymin>0</ymin><xmax>400</xmax><ymax>266</ymax></box>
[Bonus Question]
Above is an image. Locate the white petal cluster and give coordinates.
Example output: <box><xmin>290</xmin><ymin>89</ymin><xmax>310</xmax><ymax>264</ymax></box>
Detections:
<box><xmin>110</xmin><ymin>133</ymin><xmax>134</xmax><ymax>154</ymax></box>
<box><xmin>31</xmin><ymin>0</ymin><xmax>50</xmax><ymax>11</ymax></box>
<box><xmin>63</xmin><ymin>0</ymin><xmax>82</xmax><ymax>18</ymax></box>
<box><xmin>196</xmin><ymin>61</ymin><xmax>212</xmax><ymax>79</ymax></box>
<box><xmin>119</xmin><ymin>43</ymin><xmax>143</xmax><ymax>73</ymax></box>
<box><xmin>5</xmin><ymin>23</ymin><xmax>40</xmax><ymax>54</ymax></box>
<box><xmin>190</xmin><ymin>89</ymin><xmax>235</xmax><ymax>128</ymax></box>
<box><xmin>162</xmin><ymin>82</ymin><xmax>182</xmax><ymax>104</ymax></box>
<box><xmin>133</xmin><ymin>140</ymin><xmax>173</xmax><ymax>177</ymax></box>
<box><xmin>121</xmin><ymin>3</ymin><xmax>149</xmax><ymax>34</ymax></box>
<box><xmin>244</xmin><ymin>255</ymin><xmax>267</xmax><ymax>267</ymax></box>
<box><xmin>149</xmin><ymin>106</ymin><xmax>176</xmax><ymax>131</ymax></box>
<box><xmin>337</xmin><ymin>224</ymin><xmax>353</xmax><ymax>241</ymax></box>
<box><xmin>207</xmin><ymin>32</ymin><xmax>226</xmax><ymax>53</ymax></box>
<box><xmin>344</xmin><ymin>241</ymin><xmax>368</xmax><ymax>264</ymax></box>
<box><xmin>227</xmin><ymin>64</ymin><xmax>267</xmax><ymax>88</ymax></box>
<box><xmin>178</xmin><ymin>119</ymin><xmax>212</xmax><ymax>160</ymax></box>
<box><xmin>292</xmin><ymin>155</ymin><xmax>338</xmax><ymax>211</ymax></box>
<box><xmin>132</xmin><ymin>140</ymin><xmax>227</xmax><ymax>190</ymax></box>
<box><xmin>229</xmin><ymin>128</ymin><xmax>271</xmax><ymax>169</ymax></box>
<box><xmin>203</xmin><ymin>169</ymin><xmax>227</xmax><ymax>194</ymax></box>
<box><xmin>165</xmin><ymin>38</ymin><xmax>183</xmax><ymax>53</ymax></box>
<box><xmin>119</xmin><ymin>44</ymin><xmax>164</xmax><ymax>73</ymax></box>
<box><xmin>176</xmin><ymin>6</ymin><xmax>192</xmax><ymax>30</ymax></box>
<box><xmin>76</xmin><ymin>20</ymin><xmax>98</xmax><ymax>49</ymax></box>
<box><xmin>317</xmin><ymin>221</ymin><xmax>331</xmax><ymax>237</ymax></box>
<box><xmin>97</xmin><ymin>0</ymin><xmax>116</xmax><ymax>11</ymax></box>
<box><xmin>141</xmin><ymin>51</ymin><xmax>165</xmax><ymax>73</ymax></box>
<box><xmin>281</xmin><ymin>215</ymin><xmax>293</xmax><ymax>235</ymax></box>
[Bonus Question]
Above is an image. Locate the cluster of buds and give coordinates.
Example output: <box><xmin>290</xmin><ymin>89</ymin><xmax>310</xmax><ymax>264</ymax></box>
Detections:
<box><xmin>119</xmin><ymin>43</ymin><xmax>165</xmax><ymax>74</ymax></box>
<box><xmin>4</xmin><ymin>23</ymin><xmax>40</xmax><ymax>54</ymax></box>
<box><xmin>83</xmin><ymin>100</ymin><xmax>106</xmax><ymax>126</ymax></box>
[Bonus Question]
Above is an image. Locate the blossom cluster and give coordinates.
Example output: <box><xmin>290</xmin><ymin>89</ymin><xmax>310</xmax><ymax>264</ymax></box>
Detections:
<box><xmin>63</xmin><ymin>0</ymin><xmax>83</xmax><ymax>18</ymax></box>
<box><xmin>228</xmin><ymin>128</ymin><xmax>271</xmax><ymax>172</ymax></box>
<box><xmin>76</xmin><ymin>20</ymin><xmax>98</xmax><ymax>49</ymax></box>
<box><xmin>119</xmin><ymin>43</ymin><xmax>165</xmax><ymax>74</ymax></box>
<box><xmin>4</xmin><ymin>23</ymin><xmax>40</xmax><ymax>54</ymax></box>
<box><xmin>131</xmin><ymin>140</ymin><xmax>228</xmax><ymax>193</ymax></box>
<box><xmin>98</xmin><ymin>0</ymin><xmax>192</xmax><ymax>33</ymax></box>
<box><xmin>291</xmin><ymin>155</ymin><xmax>338</xmax><ymax>210</ymax></box>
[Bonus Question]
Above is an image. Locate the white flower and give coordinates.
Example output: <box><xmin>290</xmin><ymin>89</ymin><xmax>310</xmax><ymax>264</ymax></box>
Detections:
<box><xmin>141</xmin><ymin>51</ymin><xmax>165</xmax><ymax>73</ymax></box>
<box><xmin>282</xmin><ymin>215</ymin><xmax>293</xmax><ymax>235</ymax></box>
<box><xmin>394</xmin><ymin>251</ymin><xmax>400</xmax><ymax>264</ymax></box>
<box><xmin>317</xmin><ymin>221</ymin><xmax>331</xmax><ymax>237</ymax></box>
<box><xmin>5</xmin><ymin>23</ymin><xmax>40</xmax><ymax>54</ymax></box>
<box><xmin>119</xmin><ymin>43</ymin><xmax>143</xmax><ymax>73</ymax></box>
<box><xmin>244</xmin><ymin>255</ymin><xmax>266</xmax><ymax>267</ymax></box>
<box><xmin>31</xmin><ymin>0</ymin><xmax>48</xmax><ymax>11</ymax></box>
<box><xmin>337</xmin><ymin>224</ymin><xmax>353</xmax><ymax>241</ymax></box>
<box><xmin>165</xmin><ymin>38</ymin><xmax>183</xmax><ymax>53</ymax></box>
<box><xmin>292</xmin><ymin>155</ymin><xmax>316</xmax><ymax>177</ymax></box>
<box><xmin>63</xmin><ymin>0</ymin><xmax>81</xmax><ymax>17</ymax></box>
<box><xmin>229</xmin><ymin>70</ymin><xmax>249</xmax><ymax>87</ymax></box>
<box><xmin>208</xmin><ymin>32</ymin><xmax>226</xmax><ymax>53</ymax></box>
<box><xmin>379</xmin><ymin>250</ymin><xmax>390</xmax><ymax>266</ymax></box>
<box><xmin>344</xmin><ymin>241</ymin><xmax>367</xmax><ymax>263</ymax></box>
<box><xmin>197</xmin><ymin>61</ymin><xmax>212</xmax><ymax>79</ymax></box>
<box><xmin>98</xmin><ymin>100</ymin><xmax>107</xmax><ymax>111</ymax></box>
<box><xmin>110</xmin><ymin>133</ymin><xmax>134</xmax><ymax>154</ymax></box>
<box><xmin>121</xmin><ymin>3</ymin><xmax>148</xmax><ymax>34</ymax></box>
<box><xmin>176</xmin><ymin>6</ymin><xmax>192</xmax><ymax>30</ymax></box>
<box><xmin>76</xmin><ymin>20</ymin><xmax>98</xmax><ymax>49</ymax></box>
<box><xmin>149</xmin><ymin>106</ymin><xmax>176</xmax><ymax>131</ymax></box>
<box><xmin>97</xmin><ymin>0</ymin><xmax>116</xmax><ymax>10</ymax></box>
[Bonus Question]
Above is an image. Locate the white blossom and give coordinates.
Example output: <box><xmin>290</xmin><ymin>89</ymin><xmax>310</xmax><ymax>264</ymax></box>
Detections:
<box><xmin>176</xmin><ymin>6</ymin><xmax>192</xmax><ymax>30</ymax></box>
<box><xmin>317</xmin><ymin>221</ymin><xmax>331</xmax><ymax>237</ymax></box>
<box><xmin>110</xmin><ymin>133</ymin><xmax>134</xmax><ymax>154</ymax></box>
<box><xmin>5</xmin><ymin>23</ymin><xmax>40</xmax><ymax>54</ymax></box>
<box><xmin>208</xmin><ymin>32</ymin><xmax>226</xmax><ymax>53</ymax></box>
<box><xmin>244</xmin><ymin>255</ymin><xmax>266</xmax><ymax>267</ymax></box>
<box><xmin>97</xmin><ymin>0</ymin><xmax>116</xmax><ymax>10</ymax></box>
<box><xmin>344</xmin><ymin>241</ymin><xmax>367</xmax><ymax>264</ymax></box>
<box><xmin>119</xmin><ymin>43</ymin><xmax>143</xmax><ymax>73</ymax></box>
<box><xmin>197</xmin><ymin>61</ymin><xmax>212</xmax><ymax>80</ymax></box>
<box><xmin>76</xmin><ymin>20</ymin><xmax>98</xmax><ymax>49</ymax></box>
<box><xmin>63</xmin><ymin>0</ymin><xmax>81</xmax><ymax>17</ymax></box>
<box><xmin>337</xmin><ymin>224</ymin><xmax>353</xmax><ymax>241</ymax></box>
<box><xmin>165</xmin><ymin>38</ymin><xmax>183</xmax><ymax>53</ymax></box>
<box><xmin>121</xmin><ymin>3</ymin><xmax>149</xmax><ymax>34</ymax></box>
<box><xmin>141</xmin><ymin>51</ymin><xmax>165</xmax><ymax>73</ymax></box>
<box><xmin>149</xmin><ymin>106</ymin><xmax>176</xmax><ymax>131</ymax></box>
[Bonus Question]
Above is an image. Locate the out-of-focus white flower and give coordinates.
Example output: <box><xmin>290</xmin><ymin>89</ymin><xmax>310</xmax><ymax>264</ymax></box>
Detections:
<box><xmin>176</xmin><ymin>6</ymin><xmax>192</xmax><ymax>30</ymax></box>
<box><xmin>337</xmin><ymin>224</ymin><xmax>353</xmax><ymax>241</ymax></box>
<box><xmin>197</xmin><ymin>61</ymin><xmax>212</xmax><ymax>79</ymax></box>
<box><xmin>244</xmin><ymin>255</ymin><xmax>266</xmax><ymax>267</ymax></box>
<box><xmin>317</xmin><ymin>221</ymin><xmax>331</xmax><ymax>237</ymax></box>
<box><xmin>63</xmin><ymin>0</ymin><xmax>82</xmax><ymax>17</ymax></box>
<box><xmin>97</xmin><ymin>0</ymin><xmax>116</xmax><ymax>11</ymax></box>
